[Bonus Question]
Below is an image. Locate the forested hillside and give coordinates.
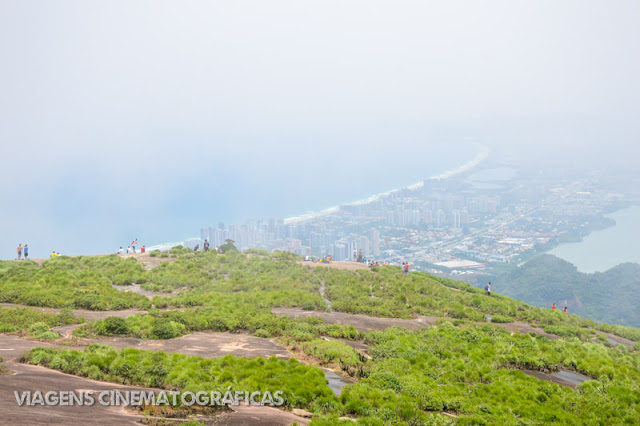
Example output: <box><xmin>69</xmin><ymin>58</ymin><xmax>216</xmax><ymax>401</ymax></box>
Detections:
<box><xmin>495</xmin><ymin>254</ymin><xmax>640</xmax><ymax>327</ymax></box>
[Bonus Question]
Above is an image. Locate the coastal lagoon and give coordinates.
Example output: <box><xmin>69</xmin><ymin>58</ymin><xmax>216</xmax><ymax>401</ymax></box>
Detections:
<box><xmin>549</xmin><ymin>205</ymin><xmax>640</xmax><ymax>273</ymax></box>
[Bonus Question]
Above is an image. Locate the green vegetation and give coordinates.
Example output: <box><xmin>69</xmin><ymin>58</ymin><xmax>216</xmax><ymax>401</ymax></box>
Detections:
<box><xmin>80</xmin><ymin>310</ymin><xmax>360</xmax><ymax>342</ymax></box>
<box><xmin>0</xmin><ymin>305</ymin><xmax>79</xmax><ymax>334</ymax></box>
<box><xmin>332</xmin><ymin>323</ymin><xmax>640</xmax><ymax>425</ymax></box>
<box><xmin>0</xmin><ymin>256</ymin><xmax>150</xmax><ymax>310</ymax></box>
<box><xmin>495</xmin><ymin>254</ymin><xmax>640</xmax><ymax>328</ymax></box>
<box><xmin>217</xmin><ymin>239</ymin><xmax>238</xmax><ymax>254</ymax></box>
<box><xmin>489</xmin><ymin>314</ymin><xmax>513</xmax><ymax>323</ymax></box>
<box><xmin>3</xmin><ymin>250</ymin><xmax>638</xmax><ymax>343</ymax></box>
<box><xmin>5</xmin><ymin>250</ymin><xmax>640</xmax><ymax>424</ymax></box>
<box><xmin>28</xmin><ymin>322</ymin><xmax>60</xmax><ymax>340</ymax></box>
<box><xmin>21</xmin><ymin>345</ymin><xmax>335</xmax><ymax>411</ymax></box>
<box><xmin>24</xmin><ymin>319</ymin><xmax>640</xmax><ymax>425</ymax></box>
<box><xmin>294</xmin><ymin>338</ymin><xmax>368</xmax><ymax>377</ymax></box>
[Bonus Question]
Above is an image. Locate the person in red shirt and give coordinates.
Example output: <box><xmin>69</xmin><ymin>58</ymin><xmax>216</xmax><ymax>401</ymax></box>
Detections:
<box><xmin>552</xmin><ymin>303</ymin><xmax>556</xmax><ymax>310</ymax></box>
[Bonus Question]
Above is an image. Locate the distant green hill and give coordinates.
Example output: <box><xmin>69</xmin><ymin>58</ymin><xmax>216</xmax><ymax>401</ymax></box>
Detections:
<box><xmin>495</xmin><ymin>254</ymin><xmax>640</xmax><ymax>327</ymax></box>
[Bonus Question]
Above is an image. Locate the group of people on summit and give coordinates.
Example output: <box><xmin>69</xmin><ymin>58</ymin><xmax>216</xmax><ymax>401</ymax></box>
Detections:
<box><xmin>15</xmin><ymin>243</ymin><xmax>28</xmax><ymax>260</ymax></box>
<box><xmin>117</xmin><ymin>239</ymin><xmax>145</xmax><ymax>254</ymax></box>
<box><xmin>16</xmin><ymin>244</ymin><xmax>62</xmax><ymax>259</ymax></box>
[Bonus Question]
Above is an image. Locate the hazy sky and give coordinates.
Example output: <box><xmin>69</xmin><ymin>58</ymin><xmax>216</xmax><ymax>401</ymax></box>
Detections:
<box><xmin>1</xmin><ymin>0</ymin><xmax>639</xmax><ymax>258</ymax></box>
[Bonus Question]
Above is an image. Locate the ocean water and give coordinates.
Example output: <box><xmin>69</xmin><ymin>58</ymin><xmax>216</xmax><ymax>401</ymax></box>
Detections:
<box><xmin>274</xmin><ymin>141</ymin><xmax>483</xmax><ymax>220</ymax></box>
<box><xmin>3</xmin><ymin>139</ymin><xmax>484</xmax><ymax>259</ymax></box>
<box><xmin>183</xmin><ymin>139</ymin><xmax>485</xmax><ymax>227</ymax></box>
<box><xmin>549</xmin><ymin>205</ymin><xmax>640</xmax><ymax>272</ymax></box>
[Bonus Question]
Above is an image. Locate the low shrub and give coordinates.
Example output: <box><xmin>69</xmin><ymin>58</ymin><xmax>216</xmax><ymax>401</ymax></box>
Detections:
<box><xmin>152</xmin><ymin>318</ymin><xmax>183</xmax><ymax>339</ymax></box>
<box><xmin>97</xmin><ymin>317</ymin><xmax>130</xmax><ymax>336</ymax></box>
<box><xmin>22</xmin><ymin>346</ymin><xmax>336</xmax><ymax>411</ymax></box>
<box><xmin>491</xmin><ymin>315</ymin><xmax>514</xmax><ymax>323</ymax></box>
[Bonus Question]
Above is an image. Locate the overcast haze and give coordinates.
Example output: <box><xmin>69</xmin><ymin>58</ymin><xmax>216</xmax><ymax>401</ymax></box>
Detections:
<box><xmin>1</xmin><ymin>0</ymin><xmax>639</xmax><ymax>259</ymax></box>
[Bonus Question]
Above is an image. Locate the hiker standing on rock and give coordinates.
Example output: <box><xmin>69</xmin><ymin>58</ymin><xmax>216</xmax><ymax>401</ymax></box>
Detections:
<box><xmin>16</xmin><ymin>243</ymin><xmax>23</xmax><ymax>260</ymax></box>
<box><xmin>23</xmin><ymin>244</ymin><xmax>29</xmax><ymax>259</ymax></box>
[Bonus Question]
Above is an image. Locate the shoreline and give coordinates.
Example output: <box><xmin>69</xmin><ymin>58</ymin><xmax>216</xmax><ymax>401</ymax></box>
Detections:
<box><xmin>546</xmin><ymin>205</ymin><xmax>640</xmax><ymax>273</ymax></box>
<box><xmin>511</xmin><ymin>203</ymin><xmax>640</xmax><ymax>271</ymax></box>
<box><xmin>284</xmin><ymin>143</ymin><xmax>489</xmax><ymax>224</ymax></box>
<box><xmin>149</xmin><ymin>144</ymin><xmax>489</xmax><ymax>250</ymax></box>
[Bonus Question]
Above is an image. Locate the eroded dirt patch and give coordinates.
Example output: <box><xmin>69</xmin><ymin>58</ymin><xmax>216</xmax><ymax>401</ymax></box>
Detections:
<box><xmin>121</xmin><ymin>252</ymin><xmax>176</xmax><ymax>270</ymax></box>
<box><xmin>81</xmin><ymin>332</ymin><xmax>291</xmax><ymax>359</ymax></box>
<box><xmin>273</xmin><ymin>307</ymin><xmax>438</xmax><ymax>332</ymax></box>
<box><xmin>112</xmin><ymin>283</ymin><xmax>179</xmax><ymax>300</ymax></box>
<box><xmin>493</xmin><ymin>322</ymin><xmax>560</xmax><ymax>340</ymax></box>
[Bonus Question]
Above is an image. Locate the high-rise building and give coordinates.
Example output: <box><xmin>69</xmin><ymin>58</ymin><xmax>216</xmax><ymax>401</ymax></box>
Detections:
<box><xmin>424</xmin><ymin>209</ymin><xmax>433</xmax><ymax>225</ymax></box>
<box><xmin>451</xmin><ymin>210</ymin><xmax>461</xmax><ymax>228</ymax></box>
<box><xmin>460</xmin><ymin>210</ymin><xmax>470</xmax><ymax>225</ymax></box>
<box><xmin>371</xmin><ymin>230</ymin><xmax>380</xmax><ymax>257</ymax></box>
<box><xmin>214</xmin><ymin>228</ymin><xmax>229</xmax><ymax>246</ymax></box>
<box><xmin>228</xmin><ymin>225</ymin><xmax>239</xmax><ymax>244</ymax></box>
<box><xmin>386</xmin><ymin>211</ymin><xmax>395</xmax><ymax>226</ymax></box>
<box><xmin>436</xmin><ymin>209</ymin><xmax>446</xmax><ymax>228</ymax></box>
<box><xmin>359</xmin><ymin>236</ymin><xmax>370</xmax><ymax>257</ymax></box>
<box><xmin>310</xmin><ymin>232</ymin><xmax>333</xmax><ymax>255</ymax></box>
<box><xmin>485</xmin><ymin>198</ymin><xmax>498</xmax><ymax>213</ymax></box>
<box><xmin>410</xmin><ymin>210</ymin><xmax>421</xmax><ymax>226</ymax></box>
<box><xmin>333</xmin><ymin>241</ymin><xmax>348</xmax><ymax>261</ymax></box>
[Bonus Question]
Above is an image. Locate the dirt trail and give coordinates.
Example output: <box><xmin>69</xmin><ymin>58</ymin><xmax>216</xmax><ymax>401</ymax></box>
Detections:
<box><xmin>273</xmin><ymin>307</ymin><xmax>439</xmax><ymax>332</ymax></box>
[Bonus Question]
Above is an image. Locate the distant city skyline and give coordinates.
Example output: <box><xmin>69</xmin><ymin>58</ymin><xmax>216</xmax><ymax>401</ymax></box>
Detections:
<box><xmin>184</xmin><ymin>159</ymin><xmax>638</xmax><ymax>277</ymax></box>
